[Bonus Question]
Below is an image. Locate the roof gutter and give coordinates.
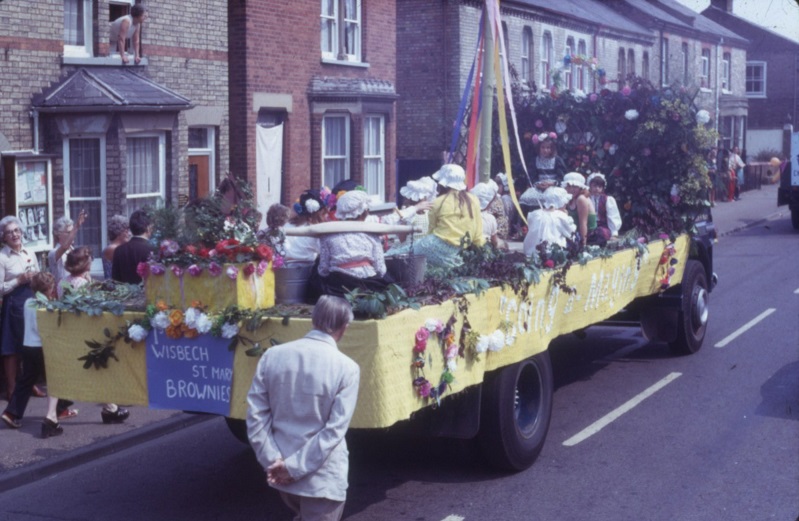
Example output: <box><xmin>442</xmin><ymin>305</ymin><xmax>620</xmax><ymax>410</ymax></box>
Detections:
<box><xmin>32</xmin><ymin>104</ymin><xmax>195</xmax><ymax>114</ymax></box>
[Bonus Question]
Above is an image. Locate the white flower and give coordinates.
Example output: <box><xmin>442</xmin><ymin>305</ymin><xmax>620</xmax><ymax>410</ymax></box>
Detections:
<box><xmin>488</xmin><ymin>330</ymin><xmax>506</xmax><ymax>352</ymax></box>
<box><xmin>573</xmin><ymin>89</ymin><xmax>586</xmax><ymax>102</ymax></box>
<box><xmin>305</xmin><ymin>199</ymin><xmax>321</xmax><ymax>214</ymax></box>
<box><xmin>446</xmin><ymin>359</ymin><xmax>458</xmax><ymax>372</ymax></box>
<box><xmin>505</xmin><ymin>329</ymin><xmax>517</xmax><ymax>346</ymax></box>
<box><xmin>424</xmin><ymin>318</ymin><xmax>443</xmax><ymax>332</ymax></box>
<box><xmin>151</xmin><ymin>311</ymin><xmax>170</xmax><ymax>330</ymax></box>
<box><xmin>624</xmin><ymin>109</ymin><xmax>639</xmax><ymax>121</ymax></box>
<box><xmin>195</xmin><ymin>313</ymin><xmax>213</xmax><ymax>334</ymax></box>
<box><xmin>184</xmin><ymin>307</ymin><xmax>200</xmax><ymax>329</ymax></box>
<box><xmin>696</xmin><ymin>109</ymin><xmax>710</xmax><ymax>125</ymax></box>
<box><xmin>670</xmin><ymin>184</ymin><xmax>680</xmax><ymax>197</ymax></box>
<box><xmin>475</xmin><ymin>335</ymin><xmax>490</xmax><ymax>354</ymax></box>
<box><xmin>609</xmin><ymin>144</ymin><xmax>618</xmax><ymax>156</ymax></box>
<box><xmin>221</xmin><ymin>322</ymin><xmax>239</xmax><ymax>339</ymax></box>
<box><xmin>128</xmin><ymin>324</ymin><xmax>148</xmax><ymax>342</ymax></box>
<box><xmin>555</xmin><ymin>120</ymin><xmax>567</xmax><ymax>134</ymax></box>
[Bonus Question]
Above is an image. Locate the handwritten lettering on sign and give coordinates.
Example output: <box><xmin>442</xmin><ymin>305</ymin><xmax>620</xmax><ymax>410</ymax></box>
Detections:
<box><xmin>146</xmin><ymin>329</ymin><xmax>235</xmax><ymax>415</ymax></box>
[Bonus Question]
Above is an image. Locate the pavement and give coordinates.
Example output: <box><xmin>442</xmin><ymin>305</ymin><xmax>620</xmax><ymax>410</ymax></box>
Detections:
<box><xmin>0</xmin><ymin>182</ymin><xmax>787</xmax><ymax>493</ymax></box>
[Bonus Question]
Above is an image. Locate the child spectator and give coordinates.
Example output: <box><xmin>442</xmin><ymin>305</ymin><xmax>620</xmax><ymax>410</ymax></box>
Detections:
<box><xmin>58</xmin><ymin>246</ymin><xmax>93</xmax><ymax>299</ymax></box>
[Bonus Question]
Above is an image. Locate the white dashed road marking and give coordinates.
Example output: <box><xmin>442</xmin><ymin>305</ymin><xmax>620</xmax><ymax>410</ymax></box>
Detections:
<box><xmin>714</xmin><ymin>308</ymin><xmax>776</xmax><ymax>348</ymax></box>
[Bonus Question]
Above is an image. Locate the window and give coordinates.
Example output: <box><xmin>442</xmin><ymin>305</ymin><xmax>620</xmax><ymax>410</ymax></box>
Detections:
<box><xmin>521</xmin><ymin>28</ymin><xmax>533</xmax><ymax>84</ymax></box>
<box><xmin>746</xmin><ymin>62</ymin><xmax>766</xmax><ymax>97</ymax></box>
<box><xmin>64</xmin><ymin>0</ymin><xmax>93</xmax><ymax>58</ymax></box>
<box><xmin>565</xmin><ymin>37</ymin><xmax>574</xmax><ymax>90</ymax></box>
<box><xmin>660</xmin><ymin>39</ymin><xmax>669</xmax><ymax>86</ymax></box>
<box><xmin>618</xmin><ymin>48</ymin><xmax>626</xmax><ymax>83</ymax></box>
<box><xmin>701</xmin><ymin>49</ymin><xmax>711</xmax><ymax>87</ymax></box>
<box><xmin>577</xmin><ymin>40</ymin><xmax>587</xmax><ymax>90</ymax></box>
<box><xmin>642</xmin><ymin>51</ymin><xmax>650</xmax><ymax>81</ymax></box>
<box><xmin>499</xmin><ymin>22</ymin><xmax>509</xmax><ymax>63</ymax></box>
<box><xmin>321</xmin><ymin>0</ymin><xmax>361</xmax><ymax>62</ymax></box>
<box><xmin>541</xmin><ymin>32</ymin><xmax>552</xmax><ymax>88</ymax></box>
<box><xmin>363</xmin><ymin>115</ymin><xmax>385</xmax><ymax>202</ymax></box>
<box><xmin>322</xmin><ymin>115</ymin><xmax>350</xmax><ymax>189</ymax></box>
<box><xmin>126</xmin><ymin>134</ymin><xmax>165</xmax><ymax>213</ymax></box>
<box><xmin>188</xmin><ymin>127</ymin><xmax>217</xmax><ymax>200</ymax></box>
<box><xmin>63</xmin><ymin>137</ymin><xmax>105</xmax><ymax>267</ymax></box>
<box><xmin>722</xmin><ymin>52</ymin><xmax>731</xmax><ymax>91</ymax></box>
<box><xmin>681</xmin><ymin>43</ymin><xmax>689</xmax><ymax>84</ymax></box>
<box><xmin>627</xmin><ymin>49</ymin><xmax>635</xmax><ymax>77</ymax></box>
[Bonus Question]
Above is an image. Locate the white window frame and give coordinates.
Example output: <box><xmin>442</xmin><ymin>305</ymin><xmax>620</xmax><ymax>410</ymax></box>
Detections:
<box><xmin>681</xmin><ymin>42</ymin><xmax>689</xmax><ymax>83</ymax></box>
<box><xmin>188</xmin><ymin>126</ymin><xmax>217</xmax><ymax>191</ymax></box>
<box><xmin>701</xmin><ymin>49</ymin><xmax>710</xmax><ymax>78</ymax></box>
<box><xmin>541</xmin><ymin>32</ymin><xmax>552</xmax><ymax>88</ymax></box>
<box><xmin>363</xmin><ymin>115</ymin><xmax>385</xmax><ymax>203</ymax></box>
<box><xmin>320</xmin><ymin>0</ymin><xmax>362</xmax><ymax>63</ymax></box>
<box><xmin>62</xmin><ymin>135</ymin><xmax>107</xmax><ymax>273</ymax></box>
<box><xmin>322</xmin><ymin>114</ymin><xmax>351</xmax><ymax>189</ymax></box>
<box><xmin>745</xmin><ymin>61</ymin><xmax>766</xmax><ymax>98</ymax></box>
<box><xmin>63</xmin><ymin>0</ymin><xmax>93</xmax><ymax>58</ymax></box>
<box><xmin>565</xmin><ymin>37</ymin><xmax>574</xmax><ymax>90</ymax></box>
<box><xmin>722</xmin><ymin>53</ymin><xmax>731</xmax><ymax>92</ymax></box>
<box><xmin>521</xmin><ymin>28</ymin><xmax>532</xmax><ymax>84</ymax></box>
<box><xmin>125</xmin><ymin>132</ymin><xmax>166</xmax><ymax>212</ymax></box>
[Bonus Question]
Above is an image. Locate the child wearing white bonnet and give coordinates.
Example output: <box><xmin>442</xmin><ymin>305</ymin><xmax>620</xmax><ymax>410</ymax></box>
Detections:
<box><xmin>522</xmin><ymin>186</ymin><xmax>576</xmax><ymax>257</ymax></box>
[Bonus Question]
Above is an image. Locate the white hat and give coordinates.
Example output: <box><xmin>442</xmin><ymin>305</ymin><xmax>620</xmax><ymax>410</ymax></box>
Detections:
<box><xmin>432</xmin><ymin>164</ymin><xmax>467</xmax><ymax>191</ymax></box>
<box><xmin>335</xmin><ymin>190</ymin><xmax>371</xmax><ymax>220</ymax></box>
<box><xmin>540</xmin><ymin>186</ymin><xmax>572</xmax><ymax>210</ymax></box>
<box><xmin>470</xmin><ymin>182</ymin><xmax>497</xmax><ymax>210</ymax></box>
<box><xmin>400</xmin><ymin>176</ymin><xmax>438</xmax><ymax>202</ymax></box>
<box><xmin>586</xmin><ymin>172</ymin><xmax>607</xmax><ymax>186</ymax></box>
<box><xmin>494</xmin><ymin>173</ymin><xmax>509</xmax><ymax>190</ymax></box>
<box><xmin>562</xmin><ymin>172</ymin><xmax>588</xmax><ymax>190</ymax></box>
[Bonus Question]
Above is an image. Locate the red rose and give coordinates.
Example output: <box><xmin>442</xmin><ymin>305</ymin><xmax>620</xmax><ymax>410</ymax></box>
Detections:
<box><xmin>256</xmin><ymin>244</ymin><xmax>273</xmax><ymax>261</ymax></box>
<box><xmin>198</xmin><ymin>248</ymin><xmax>210</xmax><ymax>258</ymax></box>
<box><xmin>238</xmin><ymin>245</ymin><xmax>253</xmax><ymax>255</ymax></box>
<box><xmin>184</xmin><ymin>245</ymin><xmax>197</xmax><ymax>255</ymax></box>
<box><xmin>544</xmin><ymin>259</ymin><xmax>555</xmax><ymax>269</ymax></box>
<box><xmin>242</xmin><ymin>263</ymin><xmax>255</xmax><ymax>277</ymax></box>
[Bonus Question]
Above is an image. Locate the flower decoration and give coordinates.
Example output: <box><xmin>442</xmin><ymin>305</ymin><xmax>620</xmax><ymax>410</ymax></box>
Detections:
<box><xmin>624</xmin><ymin>109</ymin><xmax>639</xmax><ymax>121</ymax></box>
<box><xmin>187</xmin><ymin>264</ymin><xmax>202</xmax><ymax>277</ymax></box>
<box><xmin>150</xmin><ymin>264</ymin><xmax>166</xmax><ymax>276</ymax></box>
<box><xmin>170</xmin><ymin>265</ymin><xmax>184</xmax><ymax>278</ymax></box>
<box><xmin>128</xmin><ymin>324</ymin><xmax>148</xmax><ymax>342</ymax></box>
<box><xmin>226</xmin><ymin>265</ymin><xmax>239</xmax><ymax>280</ymax></box>
<box><xmin>696</xmin><ymin>109</ymin><xmax>710</xmax><ymax>125</ymax></box>
<box><xmin>137</xmin><ymin>262</ymin><xmax>150</xmax><ymax>279</ymax></box>
<box><xmin>242</xmin><ymin>263</ymin><xmax>255</xmax><ymax>278</ymax></box>
<box><xmin>221</xmin><ymin>322</ymin><xmax>239</xmax><ymax>339</ymax></box>
<box><xmin>305</xmin><ymin>199</ymin><xmax>321</xmax><ymax>214</ymax></box>
<box><xmin>410</xmin><ymin>316</ymin><xmax>460</xmax><ymax>405</ymax></box>
<box><xmin>208</xmin><ymin>261</ymin><xmax>222</xmax><ymax>277</ymax></box>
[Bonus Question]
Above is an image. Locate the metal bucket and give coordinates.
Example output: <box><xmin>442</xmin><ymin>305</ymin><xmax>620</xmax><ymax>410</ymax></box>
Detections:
<box><xmin>273</xmin><ymin>264</ymin><xmax>314</xmax><ymax>304</ymax></box>
<box><xmin>385</xmin><ymin>254</ymin><xmax>427</xmax><ymax>286</ymax></box>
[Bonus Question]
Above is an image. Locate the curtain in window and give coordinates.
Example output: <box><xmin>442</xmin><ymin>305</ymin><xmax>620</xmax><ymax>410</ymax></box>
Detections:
<box><xmin>343</xmin><ymin>0</ymin><xmax>359</xmax><ymax>57</ymax></box>
<box><xmin>69</xmin><ymin>201</ymin><xmax>102</xmax><ymax>258</ymax></box>
<box><xmin>127</xmin><ymin>137</ymin><xmax>160</xmax><ymax>211</ymax></box>
<box><xmin>521</xmin><ymin>29</ymin><xmax>531</xmax><ymax>82</ymax></box>
<box><xmin>363</xmin><ymin>116</ymin><xmax>384</xmax><ymax>199</ymax></box>
<box><xmin>64</xmin><ymin>0</ymin><xmax>84</xmax><ymax>46</ymax></box>
<box><xmin>321</xmin><ymin>0</ymin><xmax>337</xmax><ymax>54</ymax></box>
<box><xmin>323</xmin><ymin>117</ymin><xmax>347</xmax><ymax>188</ymax></box>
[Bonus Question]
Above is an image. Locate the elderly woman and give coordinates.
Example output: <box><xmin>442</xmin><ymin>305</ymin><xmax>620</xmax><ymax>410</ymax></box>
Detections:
<box><xmin>0</xmin><ymin>216</ymin><xmax>40</xmax><ymax>404</ymax></box>
<box><xmin>412</xmin><ymin>164</ymin><xmax>484</xmax><ymax>269</ymax></box>
<box><xmin>47</xmin><ymin>210</ymin><xmax>87</xmax><ymax>286</ymax></box>
<box><xmin>102</xmin><ymin>215</ymin><xmax>130</xmax><ymax>280</ymax></box>
<box><xmin>315</xmin><ymin>190</ymin><xmax>394</xmax><ymax>299</ymax></box>
<box><xmin>283</xmin><ymin>189</ymin><xmax>329</xmax><ymax>265</ymax></box>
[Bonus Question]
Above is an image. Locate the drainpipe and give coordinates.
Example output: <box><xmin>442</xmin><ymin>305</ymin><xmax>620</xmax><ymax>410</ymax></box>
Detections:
<box><xmin>714</xmin><ymin>38</ymin><xmax>722</xmax><ymax>144</ymax></box>
<box><xmin>29</xmin><ymin>109</ymin><xmax>39</xmax><ymax>154</ymax></box>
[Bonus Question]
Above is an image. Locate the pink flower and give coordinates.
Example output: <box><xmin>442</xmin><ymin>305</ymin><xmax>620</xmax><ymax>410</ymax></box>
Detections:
<box><xmin>226</xmin><ymin>265</ymin><xmax>239</xmax><ymax>280</ymax></box>
<box><xmin>150</xmin><ymin>264</ymin><xmax>166</xmax><ymax>276</ymax></box>
<box><xmin>544</xmin><ymin>259</ymin><xmax>555</xmax><ymax>269</ymax></box>
<box><xmin>136</xmin><ymin>262</ymin><xmax>150</xmax><ymax>279</ymax></box>
<box><xmin>187</xmin><ymin>264</ymin><xmax>202</xmax><ymax>277</ymax></box>
<box><xmin>621</xmin><ymin>86</ymin><xmax>631</xmax><ymax>96</ymax></box>
<box><xmin>548</xmin><ymin>132</ymin><xmax>557</xmax><ymax>140</ymax></box>
<box><xmin>415</xmin><ymin>327</ymin><xmax>430</xmax><ymax>344</ymax></box>
<box><xmin>414</xmin><ymin>340</ymin><xmax>427</xmax><ymax>354</ymax></box>
<box><xmin>272</xmin><ymin>255</ymin><xmax>285</xmax><ymax>269</ymax></box>
<box><xmin>659</xmin><ymin>233</ymin><xmax>670</xmax><ymax>240</ymax></box>
<box><xmin>160</xmin><ymin>240</ymin><xmax>180</xmax><ymax>256</ymax></box>
<box><xmin>170</xmin><ymin>265</ymin><xmax>184</xmax><ymax>277</ymax></box>
<box><xmin>208</xmin><ymin>262</ymin><xmax>222</xmax><ymax>276</ymax></box>
<box><xmin>256</xmin><ymin>260</ymin><xmax>268</xmax><ymax>276</ymax></box>
<box><xmin>242</xmin><ymin>263</ymin><xmax>255</xmax><ymax>278</ymax></box>
<box><xmin>535</xmin><ymin>119</ymin><xmax>543</xmax><ymax>128</ymax></box>
<box><xmin>445</xmin><ymin>344</ymin><xmax>458</xmax><ymax>360</ymax></box>
<box><xmin>417</xmin><ymin>379</ymin><xmax>432</xmax><ymax>398</ymax></box>
<box><xmin>208</xmin><ymin>249</ymin><xmax>218</xmax><ymax>258</ymax></box>
<box><xmin>589</xmin><ymin>93</ymin><xmax>598</xmax><ymax>102</ymax></box>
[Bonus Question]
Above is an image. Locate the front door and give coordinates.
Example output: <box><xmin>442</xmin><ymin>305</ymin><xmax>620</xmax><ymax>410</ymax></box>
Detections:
<box><xmin>188</xmin><ymin>155</ymin><xmax>210</xmax><ymax>201</ymax></box>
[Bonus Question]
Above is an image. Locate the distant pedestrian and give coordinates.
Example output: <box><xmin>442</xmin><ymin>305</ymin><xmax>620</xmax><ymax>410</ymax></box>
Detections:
<box><xmin>111</xmin><ymin>210</ymin><xmax>153</xmax><ymax>284</ymax></box>
<box><xmin>729</xmin><ymin>146</ymin><xmax>746</xmax><ymax>201</ymax></box>
<box><xmin>247</xmin><ymin>295</ymin><xmax>359</xmax><ymax>521</ymax></box>
<box><xmin>103</xmin><ymin>215</ymin><xmax>130</xmax><ymax>279</ymax></box>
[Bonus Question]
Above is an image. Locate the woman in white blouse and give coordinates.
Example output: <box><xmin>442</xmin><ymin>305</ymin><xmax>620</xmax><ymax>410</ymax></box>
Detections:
<box><xmin>283</xmin><ymin>190</ymin><xmax>329</xmax><ymax>264</ymax></box>
<box><xmin>0</xmin><ymin>216</ymin><xmax>40</xmax><ymax>402</ymax></box>
<box><xmin>314</xmin><ymin>190</ymin><xmax>394</xmax><ymax>299</ymax></box>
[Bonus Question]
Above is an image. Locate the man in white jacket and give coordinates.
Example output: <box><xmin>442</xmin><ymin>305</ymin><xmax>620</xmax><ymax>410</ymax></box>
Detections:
<box><xmin>247</xmin><ymin>295</ymin><xmax>359</xmax><ymax>521</ymax></box>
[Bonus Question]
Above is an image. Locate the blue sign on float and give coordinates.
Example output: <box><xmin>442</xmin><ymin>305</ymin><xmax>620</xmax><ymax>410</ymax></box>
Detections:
<box><xmin>146</xmin><ymin>329</ymin><xmax>235</xmax><ymax>415</ymax></box>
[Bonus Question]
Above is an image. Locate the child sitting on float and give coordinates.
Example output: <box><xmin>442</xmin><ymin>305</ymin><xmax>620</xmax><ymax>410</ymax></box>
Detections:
<box><xmin>386</xmin><ymin>176</ymin><xmax>438</xmax><ymax>254</ymax></box>
<box><xmin>314</xmin><ymin>190</ymin><xmax>395</xmax><ymax>299</ymax></box>
<box><xmin>519</xmin><ymin>131</ymin><xmax>567</xmax><ymax>217</ymax></box>
<box><xmin>562</xmin><ymin>172</ymin><xmax>600</xmax><ymax>248</ymax></box>
<box><xmin>586</xmin><ymin>172</ymin><xmax>621</xmax><ymax>240</ymax></box>
<box><xmin>57</xmin><ymin>246</ymin><xmax>92</xmax><ymax>299</ymax></box>
<box><xmin>522</xmin><ymin>186</ymin><xmax>576</xmax><ymax>257</ymax></box>
<box><xmin>257</xmin><ymin>203</ymin><xmax>290</xmax><ymax>257</ymax></box>
<box><xmin>412</xmin><ymin>164</ymin><xmax>485</xmax><ymax>269</ymax></box>
<box><xmin>283</xmin><ymin>189</ymin><xmax>329</xmax><ymax>265</ymax></box>
<box><xmin>470</xmin><ymin>181</ymin><xmax>503</xmax><ymax>249</ymax></box>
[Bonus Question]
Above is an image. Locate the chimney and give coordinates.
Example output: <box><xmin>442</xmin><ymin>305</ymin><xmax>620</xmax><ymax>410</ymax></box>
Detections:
<box><xmin>709</xmin><ymin>0</ymin><xmax>734</xmax><ymax>13</ymax></box>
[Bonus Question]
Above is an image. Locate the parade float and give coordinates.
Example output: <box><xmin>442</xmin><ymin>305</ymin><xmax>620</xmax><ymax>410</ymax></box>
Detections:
<box><xmin>38</xmin><ymin>0</ymin><xmax>717</xmax><ymax>471</ymax></box>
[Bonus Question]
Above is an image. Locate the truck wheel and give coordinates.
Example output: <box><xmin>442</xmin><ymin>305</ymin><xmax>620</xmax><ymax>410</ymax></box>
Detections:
<box><xmin>478</xmin><ymin>351</ymin><xmax>553</xmax><ymax>472</ymax></box>
<box><xmin>669</xmin><ymin>260</ymin><xmax>709</xmax><ymax>355</ymax></box>
<box><xmin>791</xmin><ymin>208</ymin><xmax>799</xmax><ymax>230</ymax></box>
<box><xmin>225</xmin><ymin>417</ymin><xmax>249</xmax><ymax>444</ymax></box>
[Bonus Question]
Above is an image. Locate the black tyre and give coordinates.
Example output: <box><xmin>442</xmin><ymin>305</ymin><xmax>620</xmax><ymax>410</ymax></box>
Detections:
<box><xmin>478</xmin><ymin>351</ymin><xmax>553</xmax><ymax>472</ymax></box>
<box><xmin>791</xmin><ymin>208</ymin><xmax>799</xmax><ymax>230</ymax></box>
<box><xmin>669</xmin><ymin>259</ymin><xmax>709</xmax><ymax>355</ymax></box>
<box><xmin>225</xmin><ymin>416</ymin><xmax>249</xmax><ymax>444</ymax></box>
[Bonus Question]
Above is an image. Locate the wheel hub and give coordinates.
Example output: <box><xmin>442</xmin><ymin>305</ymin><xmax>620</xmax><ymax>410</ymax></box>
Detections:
<box><xmin>691</xmin><ymin>287</ymin><xmax>709</xmax><ymax>328</ymax></box>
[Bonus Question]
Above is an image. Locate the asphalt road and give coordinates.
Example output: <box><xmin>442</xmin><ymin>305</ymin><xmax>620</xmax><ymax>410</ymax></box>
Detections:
<box><xmin>0</xmin><ymin>207</ymin><xmax>796</xmax><ymax>520</ymax></box>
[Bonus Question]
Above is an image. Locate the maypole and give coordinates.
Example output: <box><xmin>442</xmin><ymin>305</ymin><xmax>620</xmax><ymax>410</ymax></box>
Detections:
<box><xmin>477</xmin><ymin>5</ymin><xmax>495</xmax><ymax>185</ymax></box>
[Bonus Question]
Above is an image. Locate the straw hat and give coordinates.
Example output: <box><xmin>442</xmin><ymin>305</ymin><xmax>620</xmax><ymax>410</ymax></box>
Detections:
<box><xmin>470</xmin><ymin>182</ymin><xmax>498</xmax><ymax>210</ymax></box>
<box><xmin>335</xmin><ymin>190</ymin><xmax>371</xmax><ymax>220</ymax></box>
<box><xmin>562</xmin><ymin>172</ymin><xmax>588</xmax><ymax>190</ymax></box>
<box><xmin>400</xmin><ymin>176</ymin><xmax>438</xmax><ymax>202</ymax></box>
<box><xmin>586</xmin><ymin>172</ymin><xmax>607</xmax><ymax>186</ymax></box>
<box><xmin>432</xmin><ymin>164</ymin><xmax>467</xmax><ymax>191</ymax></box>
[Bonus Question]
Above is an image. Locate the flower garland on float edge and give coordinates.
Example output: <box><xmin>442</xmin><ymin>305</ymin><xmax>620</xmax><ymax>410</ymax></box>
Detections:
<box><xmin>656</xmin><ymin>234</ymin><xmax>679</xmax><ymax>292</ymax></box>
<box><xmin>127</xmin><ymin>300</ymin><xmax>240</xmax><ymax>342</ymax></box>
